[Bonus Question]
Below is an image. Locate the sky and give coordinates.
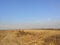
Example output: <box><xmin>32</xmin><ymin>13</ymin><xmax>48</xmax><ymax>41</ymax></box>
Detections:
<box><xmin>0</xmin><ymin>0</ymin><xmax>60</xmax><ymax>29</ymax></box>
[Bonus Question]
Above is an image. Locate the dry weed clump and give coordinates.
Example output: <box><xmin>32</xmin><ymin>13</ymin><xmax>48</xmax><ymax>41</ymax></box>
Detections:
<box><xmin>43</xmin><ymin>34</ymin><xmax>60</xmax><ymax>45</ymax></box>
<box><xmin>0</xmin><ymin>31</ymin><xmax>7</xmax><ymax>41</ymax></box>
<box><xmin>16</xmin><ymin>30</ymin><xmax>35</xmax><ymax>37</ymax></box>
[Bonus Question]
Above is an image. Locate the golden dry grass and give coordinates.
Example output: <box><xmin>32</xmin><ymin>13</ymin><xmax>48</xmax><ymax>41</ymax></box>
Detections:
<box><xmin>0</xmin><ymin>30</ymin><xmax>60</xmax><ymax>45</ymax></box>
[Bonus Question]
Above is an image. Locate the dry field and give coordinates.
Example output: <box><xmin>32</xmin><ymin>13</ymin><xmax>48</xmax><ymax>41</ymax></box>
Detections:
<box><xmin>0</xmin><ymin>30</ymin><xmax>60</xmax><ymax>45</ymax></box>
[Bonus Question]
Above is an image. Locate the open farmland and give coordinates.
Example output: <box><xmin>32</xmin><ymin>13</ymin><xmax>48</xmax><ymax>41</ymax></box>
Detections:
<box><xmin>0</xmin><ymin>30</ymin><xmax>60</xmax><ymax>45</ymax></box>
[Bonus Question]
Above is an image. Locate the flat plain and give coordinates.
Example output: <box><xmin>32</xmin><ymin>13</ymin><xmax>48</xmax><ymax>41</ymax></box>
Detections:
<box><xmin>0</xmin><ymin>30</ymin><xmax>60</xmax><ymax>45</ymax></box>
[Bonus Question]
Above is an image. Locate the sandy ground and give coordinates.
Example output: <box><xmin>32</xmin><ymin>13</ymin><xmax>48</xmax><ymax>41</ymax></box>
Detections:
<box><xmin>0</xmin><ymin>30</ymin><xmax>60</xmax><ymax>45</ymax></box>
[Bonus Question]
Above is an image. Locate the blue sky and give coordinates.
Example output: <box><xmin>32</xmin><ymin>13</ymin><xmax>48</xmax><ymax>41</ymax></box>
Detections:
<box><xmin>0</xmin><ymin>0</ymin><xmax>60</xmax><ymax>29</ymax></box>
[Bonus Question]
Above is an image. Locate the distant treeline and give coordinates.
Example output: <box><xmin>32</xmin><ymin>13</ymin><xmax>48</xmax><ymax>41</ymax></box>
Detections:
<box><xmin>25</xmin><ymin>28</ymin><xmax>60</xmax><ymax>30</ymax></box>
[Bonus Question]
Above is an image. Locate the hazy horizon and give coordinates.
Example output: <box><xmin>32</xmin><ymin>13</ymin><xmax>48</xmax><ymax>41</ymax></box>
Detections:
<box><xmin>0</xmin><ymin>0</ymin><xmax>60</xmax><ymax>29</ymax></box>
